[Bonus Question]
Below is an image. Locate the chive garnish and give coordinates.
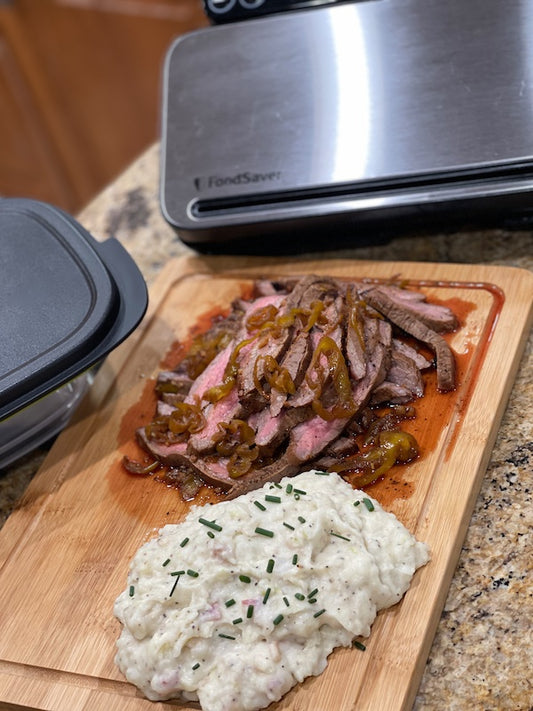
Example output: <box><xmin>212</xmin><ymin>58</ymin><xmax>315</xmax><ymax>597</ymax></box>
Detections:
<box><xmin>255</xmin><ymin>527</ymin><xmax>274</xmax><ymax>538</ymax></box>
<box><xmin>180</xmin><ymin>537</ymin><xmax>190</xmax><ymax>547</ymax></box>
<box><xmin>187</xmin><ymin>569</ymin><xmax>199</xmax><ymax>578</ymax></box>
<box><xmin>292</xmin><ymin>554</ymin><xmax>298</xmax><ymax>565</ymax></box>
<box><xmin>293</xmin><ymin>488</ymin><xmax>307</xmax><ymax>495</ymax></box>
<box><xmin>192</xmin><ymin>662</ymin><xmax>200</xmax><ymax>670</ymax></box>
<box><xmin>353</xmin><ymin>640</ymin><xmax>366</xmax><ymax>651</ymax></box>
<box><xmin>297</xmin><ymin>516</ymin><xmax>306</xmax><ymax>524</ymax></box>
<box><xmin>286</xmin><ymin>484</ymin><xmax>293</xmax><ymax>494</ymax></box>
<box><xmin>295</xmin><ymin>593</ymin><xmax>305</xmax><ymax>600</ymax></box>
<box><xmin>308</xmin><ymin>588</ymin><xmax>319</xmax><ymax>599</ymax></box>
<box><xmin>232</xmin><ymin>617</ymin><xmax>243</xmax><ymax>625</ymax></box>
<box><xmin>313</xmin><ymin>609</ymin><xmax>326</xmax><ymax>618</ymax></box>
<box><xmin>225</xmin><ymin>598</ymin><xmax>236</xmax><ymax>608</ymax></box>
<box><xmin>239</xmin><ymin>574</ymin><xmax>251</xmax><ymax>583</ymax></box>
<box><xmin>254</xmin><ymin>501</ymin><xmax>267</xmax><ymax>511</ymax></box>
<box><xmin>283</xmin><ymin>522</ymin><xmax>295</xmax><ymax>531</ymax></box>
<box><xmin>218</xmin><ymin>633</ymin><xmax>235</xmax><ymax>640</ymax></box>
<box><xmin>207</xmin><ymin>531</ymin><xmax>215</xmax><ymax>539</ymax></box>
<box><xmin>266</xmin><ymin>558</ymin><xmax>275</xmax><ymax>573</ymax></box>
<box><xmin>354</xmin><ymin>501</ymin><xmax>361</xmax><ymax>507</ymax></box>
<box><xmin>265</xmin><ymin>495</ymin><xmax>281</xmax><ymax>503</ymax></box>
<box><xmin>162</xmin><ymin>558</ymin><xmax>171</xmax><ymax>567</ymax></box>
<box><xmin>129</xmin><ymin>585</ymin><xmax>135</xmax><ymax>597</ymax></box>
<box><xmin>263</xmin><ymin>587</ymin><xmax>271</xmax><ymax>604</ymax></box>
<box><xmin>273</xmin><ymin>483</ymin><xmax>282</xmax><ymax>489</ymax></box>
<box><xmin>273</xmin><ymin>614</ymin><xmax>284</xmax><ymax>626</ymax></box>
<box><xmin>363</xmin><ymin>498</ymin><xmax>375</xmax><ymax>512</ymax></box>
<box><xmin>331</xmin><ymin>532</ymin><xmax>351</xmax><ymax>541</ymax></box>
<box><xmin>199</xmin><ymin>518</ymin><xmax>222</xmax><ymax>532</ymax></box>
<box><xmin>314</xmin><ymin>470</ymin><xmax>330</xmax><ymax>475</ymax></box>
<box><xmin>170</xmin><ymin>570</ymin><xmax>185</xmax><ymax>576</ymax></box>
<box><xmin>246</xmin><ymin>605</ymin><xmax>254</xmax><ymax>619</ymax></box>
<box><xmin>283</xmin><ymin>596</ymin><xmax>290</xmax><ymax>607</ymax></box>
<box><xmin>308</xmin><ymin>598</ymin><xmax>317</xmax><ymax>604</ymax></box>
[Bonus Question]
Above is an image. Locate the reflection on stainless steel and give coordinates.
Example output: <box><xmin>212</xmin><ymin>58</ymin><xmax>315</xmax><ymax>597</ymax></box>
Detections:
<box><xmin>161</xmin><ymin>0</ymin><xmax>533</xmax><ymax>241</ymax></box>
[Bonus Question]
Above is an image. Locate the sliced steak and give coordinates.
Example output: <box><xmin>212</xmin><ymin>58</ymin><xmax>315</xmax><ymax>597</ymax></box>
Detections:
<box><xmin>269</xmin><ymin>330</ymin><xmax>312</xmax><ymax>417</ymax></box>
<box><xmin>344</xmin><ymin>285</ymin><xmax>367</xmax><ymax>382</ymax></box>
<box><xmin>137</xmin><ymin>428</ymin><xmax>234</xmax><ymax>490</ymax></box>
<box><xmin>364</xmin><ymin>284</ymin><xmax>459</xmax><ymax>332</ymax></box>
<box><xmin>361</xmin><ymin>287</ymin><xmax>456</xmax><ymax>391</ymax></box>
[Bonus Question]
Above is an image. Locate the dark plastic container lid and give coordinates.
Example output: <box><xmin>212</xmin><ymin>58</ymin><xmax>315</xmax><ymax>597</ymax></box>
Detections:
<box><xmin>0</xmin><ymin>198</ymin><xmax>148</xmax><ymax>421</ymax></box>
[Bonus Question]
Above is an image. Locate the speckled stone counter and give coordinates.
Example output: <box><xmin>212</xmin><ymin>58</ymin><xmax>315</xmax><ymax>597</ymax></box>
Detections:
<box><xmin>2</xmin><ymin>143</ymin><xmax>532</xmax><ymax>710</ymax></box>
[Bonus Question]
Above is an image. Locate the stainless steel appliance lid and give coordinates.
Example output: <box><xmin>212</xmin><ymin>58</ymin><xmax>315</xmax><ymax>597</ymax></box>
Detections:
<box><xmin>0</xmin><ymin>198</ymin><xmax>148</xmax><ymax>421</ymax></box>
<box><xmin>161</xmin><ymin>0</ymin><xmax>533</xmax><ymax>228</ymax></box>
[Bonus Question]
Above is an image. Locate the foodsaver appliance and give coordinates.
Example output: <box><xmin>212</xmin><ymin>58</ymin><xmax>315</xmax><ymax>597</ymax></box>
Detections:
<box><xmin>161</xmin><ymin>0</ymin><xmax>533</xmax><ymax>250</ymax></box>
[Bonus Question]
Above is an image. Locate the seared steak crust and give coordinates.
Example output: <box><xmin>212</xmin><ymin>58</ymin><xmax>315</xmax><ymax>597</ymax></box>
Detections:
<box><xmin>136</xmin><ymin>275</ymin><xmax>459</xmax><ymax>495</ymax></box>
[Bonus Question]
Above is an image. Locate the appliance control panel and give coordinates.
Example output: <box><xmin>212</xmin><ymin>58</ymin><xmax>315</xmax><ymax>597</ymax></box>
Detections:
<box><xmin>203</xmin><ymin>0</ymin><xmax>361</xmax><ymax>23</ymax></box>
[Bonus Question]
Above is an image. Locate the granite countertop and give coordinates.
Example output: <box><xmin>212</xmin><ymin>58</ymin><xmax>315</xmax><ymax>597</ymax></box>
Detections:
<box><xmin>2</xmin><ymin>143</ymin><xmax>532</xmax><ymax>709</ymax></box>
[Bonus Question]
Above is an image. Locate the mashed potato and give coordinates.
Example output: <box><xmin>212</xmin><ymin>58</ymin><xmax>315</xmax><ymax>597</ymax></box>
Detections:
<box><xmin>114</xmin><ymin>471</ymin><xmax>429</xmax><ymax>711</ymax></box>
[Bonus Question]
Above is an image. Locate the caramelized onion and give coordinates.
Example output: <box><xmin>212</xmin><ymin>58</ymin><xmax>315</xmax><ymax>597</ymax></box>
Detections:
<box><xmin>330</xmin><ymin>430</ymin><xmax>419</xmax><ymax>486</ymax></box>
<box><xmin>308</xmin><ymin>336</ymin><xmax>356</xmax><ymax>420</ymax></box>
<box><xmin>122</xmin><ymin>456</ymin><xmax>160</xmax><ymax>475</ymax></box>
<box><xmin>253</xmin><ymin>355</ymin><xmax>296</xmax><ymax>398</ymax></box>
<box><xmin>204</xmin><ymin>336</ymin><xmax>255</xmax><ymax>403</ymax></box>
<box><xmin>168</xmin><ymin>402</ymin><xmax>205</xmax><ymax>435</ymax></box>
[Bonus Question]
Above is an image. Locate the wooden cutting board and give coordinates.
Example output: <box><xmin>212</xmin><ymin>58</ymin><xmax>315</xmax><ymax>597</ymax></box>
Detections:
<box><xmin>1</xmin><ymin>256</ymin><xmax>532</xmax><ymax>711</ymax></box>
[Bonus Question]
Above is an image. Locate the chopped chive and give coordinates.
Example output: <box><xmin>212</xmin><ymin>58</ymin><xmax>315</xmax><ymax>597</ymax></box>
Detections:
<box><xmin>254</xmin><ymin>501</ymin><xmax>267</xmax><ymax>511</ymax></box>
<box><xmin>273</xmin><ymin>614</ymin><xmax>284</xmax><ymax>626</ymax></box>
<box><xmin>255</xmin><ymin>527</ymin><xmax>274</xmax><ymax>538</ymax></box>
<box><xmin>170</xmin><ymin>570</ymin><xmax>185</xmax><ymax>576</ymax></box>
<box><xmin>292</xmin><ymin>554</ymin><xmax>298</xmax><ymax>565</ymax></box>
<box><xmin>266</xmin><ymin>559</ymin><xmax>275</xmax><ymax>573</ymax></box>
<box><xmin>295</xmin><ymin>592</ymin><xmax>305</xmax><ymax>600</ymax></box>
<box><xmin>308</xmin><ymin>588</ymin><xmax>319</xmax><ymax>599</ymax></box>
<box><xmin>199</xmin><ymin>517</ymin><xmax>222</xmax><ymax>532</ymax></box>
<box><xmin>207</xmin><ymin>531</ymin><xmax>215</xmax><ymax>539</ymax></box>
<box><xmin>187</xmin><ymin>569</ymin><xmax>199</xmax><ymax>578</ymax></box>
<box><xmin>313</xmin><ymin>470</ymin><xmax>330</xmax><ymax>475</ymax></box>
<box><xmin>297</xmin><ymin>516</ymin><xmax>306</xmax><ymax>524</ymax></box>
<box><xmin>263</xmin><ymin>587</ymin><xmax>271</xmax><ymax>604</ymax></box>
<box><xmin>283</xmin><ymin>596</ymin><xmax>290</xmax><ymax>607</ymax></box>
<box><xmin>225</xmin><ymin>598</ymin><xmax>236</xmax><ymax>608</ymax></box>
<box><xmin>294</xmin><ymin>494</ymin><xmax>300</xmax><ymax>500</ymax></box>
<box><xmin>162</xmin><ymin>558</ymin><xmax>171</xmax><ymax>567</ymax></box>
<box><xmin>286</xmin><ymin>483</ymin><xmax>293</xmax><ymax>494</ymax></box>
<box><xmin>246</xmin><ymin>604</ymin><xmax>254</xmax><ymax>619</ymax></box>
<box><xmin>192</xmin><ymin>662</ymin><xmax>200</xmax><ymax>670</ymax></box>
<box><xmin>313</xmin><ymin>609</ymin><xmax>326</xmax><ymax>618</ymax></box>
<box><xmin>218</xmin><ymin>633</ymin><xmax>235</xmax><ymax>640</ymax></box>
<box><xmin>331</xmin><ymin>532</ymin><xmax>351</xmax><ymax>541</ymax></box>
<box><xmin>363</xmin><ymin>498</ymin><xmax>375</xmax><ymax>512</ymax></box>
<box><xmin>273</xmin><ymin>483</ymin><xmax>282</xmax><ymax>489</ymax></box>
<box><xmin>283</xmin><ymin>522</ymin><xmax>295</xmax><ymax>531</ymax></box>
<box><xmin>129</xmin><ymin>585</ymin><xmax>135</xmax><ymax>597</ymax></box>
<box><xmin>308</xmin><ymin>598</ymin><xmax>317</xmax><ymax>604</ymax></box>
<box><xmin>354</xmin><ymin>500</ymin><xmax>361</xmax><ymax>507</ymax></box>
<box><xmin>239</xmin><ymin>574</ymin><xmax>251</xmax><ymax>583</ymax></box>
<box><xmin>180</xmin><ymin>537</ymin><xmax>190</xmax><ymax>547</ymax></box>
<box><xmin>265</xmin><ymin>495</ymin><xmax>282</xmax><ymax>503</ymax></box>
<box><xmin>293</xmin><ymin>488</ymin><xmax>307</xmax><ymax>495</ymax></box>
<box><xmin>232</xmin><ymin>617</ymin><xmax>243</xmax><ymax>625</ymax></box>
<box><xmin>353</xmin><ymin>640</ymin><xmax>366</xmax><ymax>651</ymax></box>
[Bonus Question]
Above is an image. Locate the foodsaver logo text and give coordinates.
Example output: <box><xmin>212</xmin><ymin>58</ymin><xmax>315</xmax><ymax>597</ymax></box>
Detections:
<box><xmin>193</xmin><ymin>170</ymin><xmax>282</xmax><ymax>191</ymax></box>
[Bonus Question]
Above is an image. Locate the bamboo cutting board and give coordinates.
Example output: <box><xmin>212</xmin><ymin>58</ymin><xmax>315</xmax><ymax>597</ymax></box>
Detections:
<box><xmin>0</xmin><ymin>256</ymin><xmax>532</xmax><ymax>711</ymax></box>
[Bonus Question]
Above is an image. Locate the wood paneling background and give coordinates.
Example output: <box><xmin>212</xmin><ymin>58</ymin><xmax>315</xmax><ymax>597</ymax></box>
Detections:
<box><xmin>0</xmin><ymin>0</ymin><xmax>207</xmax><ymax>213</ymax></box>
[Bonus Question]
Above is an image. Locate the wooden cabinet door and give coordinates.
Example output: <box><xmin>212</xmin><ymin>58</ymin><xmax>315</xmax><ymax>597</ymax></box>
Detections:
<box><xmin>0</xmin><ymin>0</ymin><xmax>207</xmax><ymax>212</ymax></box>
